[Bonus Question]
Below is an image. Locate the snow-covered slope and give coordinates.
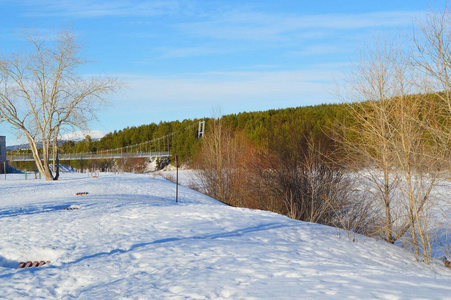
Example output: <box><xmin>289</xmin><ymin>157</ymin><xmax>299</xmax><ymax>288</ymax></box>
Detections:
<box><xmin>0</xmin><ymin>173</ymin><xmax>450</xmax><ymax>299</ymax></box>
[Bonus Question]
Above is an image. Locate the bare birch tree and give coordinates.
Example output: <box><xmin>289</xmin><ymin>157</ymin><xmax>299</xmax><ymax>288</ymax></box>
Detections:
<box><xmin>337</xmin><ymin>29</ymin><xmax>448</xmax><ymax>263</ymax></box>
<box><xmin>388</xmin><ymin>88</ymin><xmax>444</xmax><ymax>264</ymax></box>
<box><xmin>405</xmin><ymin>4</ymin><xmax>451</xmax><ymax>262</ymax></box>
<box><xmin>0</xmin><ymin>28</ymin><xmax>119</xmax><ymax>180</ymax></box>
<box><xmin>336</xmin><ymin>37</ymin><xmax>407</xmax><ymax>243</ymax></box>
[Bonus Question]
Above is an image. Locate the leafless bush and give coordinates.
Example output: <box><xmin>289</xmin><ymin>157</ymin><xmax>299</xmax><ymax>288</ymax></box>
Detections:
<box><xmin>194</xmin><ymin>118</ymin><xmax>254</xmax><ymax>207</ymax></box>
<box><xmin>249</xmin><ymin>122</ymin><xmax>360</xmax><ymax>226</ymax></box>
<box><xmin>195</xmin><ymin>116</ymin><xmax>374</xmax><ymax>234</ymax></box>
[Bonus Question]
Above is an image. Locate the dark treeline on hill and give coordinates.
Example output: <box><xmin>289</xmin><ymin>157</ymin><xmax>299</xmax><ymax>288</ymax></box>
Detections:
<box><xmin>63</xmin><ymin>102</ymin><xmax>349</xmax><ymax>164</ymax></box>
<box><xmin>221</xmin><ymin>103</ymin><xmax>348</xmax><ymax>142</ymax></box>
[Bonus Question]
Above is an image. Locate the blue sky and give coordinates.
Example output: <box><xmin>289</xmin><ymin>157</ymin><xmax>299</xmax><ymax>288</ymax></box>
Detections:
<box><xmin>0</xmin><ymin>0</ymin><xmax>442</xmax><ymax>145</ymax></box>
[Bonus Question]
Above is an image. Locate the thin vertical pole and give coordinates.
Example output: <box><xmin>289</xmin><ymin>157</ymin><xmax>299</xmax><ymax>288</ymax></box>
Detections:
<box><xmin>175</xmin><ymin>153</ymin><xmax>179</xmax><ymax>204</ymax></box>
<box><xmin>4</xmin><ymin>162</ymin><xmax>6</xmax><ymax>180</ymax></box>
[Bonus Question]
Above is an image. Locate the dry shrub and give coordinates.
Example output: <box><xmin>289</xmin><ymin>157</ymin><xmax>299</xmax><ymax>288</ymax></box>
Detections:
<box><xmin>250</xmin><ymin>123</ymin><xmax>366</xmax><ymax>228</ymax></box>
<box><xmin>194</xmin><ymin>120</ymin><xmax>256</xmax><ymax>207</ymax></box>
<box><xmin>195</xmin><ymin>119</ymin><xmax>372</xmax><ymax>236</ymax></box>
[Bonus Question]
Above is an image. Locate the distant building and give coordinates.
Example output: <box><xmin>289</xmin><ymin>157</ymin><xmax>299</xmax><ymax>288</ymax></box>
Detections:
<box><xmin>0</xmin><ymin>136</ymin><xmax>5</xmax><ymax>171</ymax></box>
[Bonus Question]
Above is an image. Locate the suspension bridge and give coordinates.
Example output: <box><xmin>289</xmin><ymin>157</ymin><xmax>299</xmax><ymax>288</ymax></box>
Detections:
<box><xmin>6</xmin><ymin>121</ymin><xmax>205</xmax><ymax>162</ymax></box>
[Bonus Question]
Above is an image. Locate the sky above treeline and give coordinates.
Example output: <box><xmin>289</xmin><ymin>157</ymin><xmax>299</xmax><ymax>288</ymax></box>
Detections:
<box><xmin>0</xmin><ymin>0</ymin><xmax>444</xmax><ymax>145</ymax></box>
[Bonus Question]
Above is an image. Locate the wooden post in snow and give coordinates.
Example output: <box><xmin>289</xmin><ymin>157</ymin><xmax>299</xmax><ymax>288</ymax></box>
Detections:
<box><xmin>175</xmin><ymin>153</ymin><xmax>179</xmax><ymax>204</ymax></box>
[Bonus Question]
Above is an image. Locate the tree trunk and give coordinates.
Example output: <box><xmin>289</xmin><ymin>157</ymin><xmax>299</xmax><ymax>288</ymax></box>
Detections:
<box><xmin>53</xmin><ymin>150</ymin><xmax>60</xmax><ymax>180</ymax></box>
<box><xmin>52</xmin><ymin>135</ymin><xmax>60</xmax><ymax>180</ymax></box>
<box><xmin>383</xmin><ymin>170</ymin><xmax>394</xmax><ymax>243</ymax></box>
<box><xmin>26</xmin><ymin>135</ymin><xmax>53</xmax><ymax>180</ymax></box>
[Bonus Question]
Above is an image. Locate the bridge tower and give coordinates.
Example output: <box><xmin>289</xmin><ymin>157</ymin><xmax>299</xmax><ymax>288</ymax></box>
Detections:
<box><xmin>0</xmin><ymin>136</ymin><xmax>5</xmax><ymax>172</ymax></box>
<box><xmin>198</xmin><ymin>121</ymin><xmax>205</xmax><ymax>139</ymax></box>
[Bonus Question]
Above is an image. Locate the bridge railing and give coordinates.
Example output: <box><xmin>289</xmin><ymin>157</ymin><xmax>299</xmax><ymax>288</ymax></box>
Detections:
<box><xmin>7</xmin><ymin>151</ymin><xmax>171</xmax><ymax>162</ymax></box>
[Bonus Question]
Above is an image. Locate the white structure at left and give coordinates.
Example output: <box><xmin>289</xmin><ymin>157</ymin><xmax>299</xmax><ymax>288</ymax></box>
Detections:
<box><xmin>0</xmin><ymin>136</ymin><xmax>5</xmax><ymax>164</ymax></box>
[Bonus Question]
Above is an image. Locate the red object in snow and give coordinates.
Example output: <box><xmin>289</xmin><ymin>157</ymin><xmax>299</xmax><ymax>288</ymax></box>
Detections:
<box><xmin>75</xmin><ymin>192</ymin><xmax>89</xmax><ymax>196</ymax></box>
<box><xmin>18</xmin><ymin>261</ymin><xmax>50</xmax><ymax>269</ymax></box>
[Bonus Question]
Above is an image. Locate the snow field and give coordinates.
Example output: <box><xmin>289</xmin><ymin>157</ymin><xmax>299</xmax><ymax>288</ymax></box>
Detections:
<box><xmin>0</xmin><ymin>173</ymin><xmax>451</xmax><ymax>299</ymax></box>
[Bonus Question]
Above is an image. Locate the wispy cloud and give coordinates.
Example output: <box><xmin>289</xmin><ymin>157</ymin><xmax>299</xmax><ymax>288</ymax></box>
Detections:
<box><xmin>18</xmin><ymin>0</ymin><xmax>182</xmax><ymax>18</ymax></box>
<box><xmin>113</xmin><ymin>68</ymin><xmax>337</xmax><ymax>106</ymax></box>
<box><xmin>179</xmin><ymin>10</ymin><xmax>422</xmax><ymax>42</ymax></box>
<box><xmin>288</xmin><ymin>44</ymin><xmax>347</xmax><ymax>56</ymax></box>
<box><xmin>15</xmin><ymin>1</ymin><xmax>422</xmax><ymax>34</ymax></box>
<box><xmin>157</xmin><ymin>45</ymin><xmax>234</xmax><ymax>59</ymax></box>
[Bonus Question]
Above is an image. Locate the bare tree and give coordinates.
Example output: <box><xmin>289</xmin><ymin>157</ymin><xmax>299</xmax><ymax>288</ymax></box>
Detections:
<box><xmin>389</xmin><ymin>91</ymin><xmax>445</xmax><ymax>263</ymax></box>
<box><xmin>336</xmin><ymin>37</ymin><xmax>407</xmax><ymax>244</ymax></box>
<box><xmin>336</xmin><ymin>29</ymin><xmax>449</xmax><ymax>263</ymax></box>
<box><xmin>406</xmin><ymin>4</ymin><xmax>451</xmax><ymax>262</ymax></box>
<box><xmin>0</xmin><ymin>28</ymin><xmax>119</xmax><ymax>180</ymax></box>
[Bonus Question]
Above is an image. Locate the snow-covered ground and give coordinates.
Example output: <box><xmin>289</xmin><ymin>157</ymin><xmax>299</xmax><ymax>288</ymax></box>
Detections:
<box><xmin>158</xmin><ymin>169</ymin><xmax>199</xmax><ymax>188</ymax></box>
<box><xmin>1</xmin><ymin>173</ymin><xmax>451</xmax><ymax>299</ymax></box>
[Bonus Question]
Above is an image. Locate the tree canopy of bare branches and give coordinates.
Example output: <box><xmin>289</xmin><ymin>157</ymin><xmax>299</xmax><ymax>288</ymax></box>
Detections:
<box><xmin>0</xmin><ymin>28</ymin><xmax>119</xmax><ymax>180</ymax></box>
<box><xmin>336</xmin><ymin>11</ymin><xmax>450</xmax><ymax>263</ymax></box>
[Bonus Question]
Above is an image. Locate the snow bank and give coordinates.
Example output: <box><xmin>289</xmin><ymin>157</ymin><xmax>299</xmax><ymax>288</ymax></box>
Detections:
<box><xmin>0</xmin><ymin>173</ymin><xmax>450</xmax><ymax>298</ymax></box>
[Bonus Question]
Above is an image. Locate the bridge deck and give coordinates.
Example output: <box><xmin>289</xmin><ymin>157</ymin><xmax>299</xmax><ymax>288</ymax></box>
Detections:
<box><xmin>7</xmin><ymin>151</ymin><xmax>171</xmax><ymax>162</ymax></box>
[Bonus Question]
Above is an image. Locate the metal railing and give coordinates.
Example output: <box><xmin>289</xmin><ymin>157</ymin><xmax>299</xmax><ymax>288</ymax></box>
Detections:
<box><xmin>7</xmin><ymin>151</ymin><xmax>171</xmax><ymax>162</ymax></box>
